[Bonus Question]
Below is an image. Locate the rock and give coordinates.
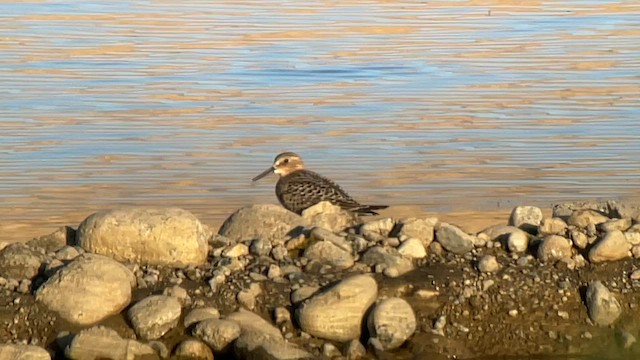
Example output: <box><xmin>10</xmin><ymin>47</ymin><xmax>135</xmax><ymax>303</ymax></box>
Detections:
<box><xmin>343</xmin><ymin>340</ymin><xmax>367</xmax><ymax>360</ymax></box>
<box><xmin>383</xmin><ymin>237</ymin><xmax>400</xmax><ymax>247</ymax></box>
<box><xmin>607</xmin><ymin>200</ymin><xmax>640</xmax><ymax>221</ymax></box>
<box><xmin>223</xmin><ymin>243</ymin><xmax>249</xmax><ymax>258</ymax></box>
<box><xmin>367</xmin><ymin>298</ymin><xmax>416</xmax><ymax>350</ymax></box>
<box><xmin>539</xmin><ymin>217</ymin><xmax>567</xmax><ymax>235</ymax></box>
<box><xmin>65</xmin><ymin>326</ymin><xmax>156</xmax><ymax>360</ymax></box>
<box><xmin>267</xmin><ymin>264</ymin><xmax>282</xmax><ymax>279</ymax></box>
<box><xmin>553</xmin><ymin>201</ymin><xmax>609</xmax><ymax>219</ymax></box>
<box><xmin>271</xmin><ymin>245</ymin><xmax>288</xmax><ymax>261</ymax></box>
<box><xmin>193</xmin><ymin>318</ymin><xmax>241</xmax><ymax>352</ymax></box>
<box><xmin>27</xmin><ymin>226</ymin><xmax>74</xmax><ymax>253</ymax></box>
<box><xmin>588</xmin><ymin>230</ymin><xmax>630</xmax><ymax>263</ymax></box>
<box><xmin>567</xmin><ymin>209</ymin><xmax>609</xmax><ymax>229</ymax></box>
<box><xmin>570</xmin><ymin>230</ymin><xmax>589</xmax><ymax>249</ymax></box>
<box><xmin>163</xmin><ymin>285</ymin><xmax>190</xmax><ymax>306</ymax></box>
<box><xmin>291</xmin><ymin>286</ymin><xmax>319</xmax><ymax>304</ymax></box>
<box><xmin>509</xmin><ymin>206</ymin><xmax>543</xmax><ymax>233</ymax></box>
<box><xmin>537</xmin><ymin>235</ymin><xmax>572</xmax><ymax>263</ymax></box>
<box><xmin>397</xmin><ymin>217</ymin><xmax>438</xmax><ymax>248</ymax></box>
<box><xmin>77</xmin><ymin>207</ymin><xmax>209</xmax><ymax>267</ymax></box>
<box><xmin>322</xmin><ymin>343</ymin><xmax>341</xmax><ymax>358</ymax></box>
<box><xmin>302</xmin><ymin>201</ymin><xmax>358</xmax><ymax>233</ymax></box>
<box><xmin>0</xmin><ymin>243</ymin><xmax>45</xmax><ymax>280</ymax></box>
<box><xmin>274</xmin><ymin>307</ymin><xmax>291</xmax><ymax>325</ymax></box>
<box><xmin>127</xmin><ymin>295</ymin><xmax>182</xmax><ymax>340</ymax></box>
<box><xmin>296</xmin><ymin>274</ymin><xmax>378</xmax><ymax>342</ymax></box>
<box><xmin>633</xmin><ymin>245</ymin><xmax>640</xmax><ymax>259</ymax></box>
<box><xmin>219</xmin><ymin>204</ymin><xmax>306</xmax><ymax>244</ymax></box>
<box><xmin>598</xmin><ymin>218</ymin><xmax>632</xmax><ymax>232</ymax></box>
<box><xmin>250</xmin><ymin>238</ymin><xmax>272</xmax><ymax>257</ymax></box>
<box><xmin>228</xmin><ymin>309</ymin><xmax>311</xmax><ymax>359</ymax></box>
<box><xmin>429</xmin><ymin>242</ymin><xmax>443</xmax><ymax>256</ymax></box>
<box><xmin>304</xmin><ymin>241</ymin><xmax>354</xmax><ymax>270</ymax></box>
<box><xmin>616</xmin><ymin>329</ymin><xmax>637</xmax><ymax>349</ymax></box>
<box><xmin>507</xmin><ymin>231</ymin><xmax>530</xmax><ymax>253</ymax></box>
<box><xmin>625</xmin><ymin>224</ymin><xmax>640</xmax><ymax>245</ymax></box>
<box><xmin>473</xmin><ymin>233</ymin><xmax>488</xmax><ymax>247</ymax></box>
<box><xmin>184</xmin><ymin>307</ymin><xmax>221</xmax><ymax>329</ymax></box>
<box><xmin>435</xmin><ymin>223</ymin><xmax>474</xmax><ymax>254</ymax></box>
<box><xmin>397</xmin><ymin>238</ymin><xmax>427</xmax><ymax>259</ymax></box>
<box><xmin>0</xmin><ymin>344</ymin><xmax>51</xmax><ymax>360</ymax></box>
<box><xmin>55</xmin><ymin>246</ymin><xmax>81</xmax><ymax>261</ymax></box>
<box><xmin>173</xmin><ymin>339</ymin><xmax>214</xmax><ymax>360</ymax></box>
<box><xmin>36</xmin><ymin>254</ymin><xmax>135</xmax><ymax>326</ymax></box>
<box><xmin>16</xmin><ymin>279</ymin><xmax>31</xmax><ymax>294</ymax></box>
<box><xmin>148</xmin><ymin>341</ymin><xmax>169</xmax><ymax>359</ymax></box>
<box><xmin>237</xmin><ymin>282</ymin><xmax>262</xmax><ymax>310</ymax></box>
<box><xmin>477</xmin><ymin>255</ymin><xmax>500</xmax><ymax>273</ymax></box>
<box><xmin>585</xmin><ymin>281</ymin><xmax>621</xmax><ymax>326</ymax></box>
<box><xmin>479</xmin><ymin>225</ymin><xmax>524</xmax><ymax>243</ymax></box>
<box><xmin>309</xmin><ymin>227</ymin><xmax>352</xmax><ymax>252</ymax></box>
<box><xmin>432</xmin><ymin>315</ymin><xmax>446</xmax><ymax>336</ymax></box>
<box><xmin>360</xmin><ymin>246</ymin><xmax>414</xmax><ymax>278</ymax></box>
<box><xmin>360</xmin><ymin>218</ymin><xmax>396</xmax><ymax>242</ymax></box>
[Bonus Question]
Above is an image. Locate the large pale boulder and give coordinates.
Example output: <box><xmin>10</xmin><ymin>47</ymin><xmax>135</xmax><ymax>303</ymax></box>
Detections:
<box><xmin>296</xmin><ymin>274</ymin><xmax>378</xmax><ymax>342</ymax></box>
<box><xmin>0</xmin><ymin>344</ymin><xmax>51</xmax><ymax>360</ymax></box>
<box><xmin>509</xmin><ymin>206</ymin><xmax>543</xmax><ymax>233</ymax></box>
<box><xmin>588</xmin><ymin>230</ymin><xmax>631</xmax><ymax>263</ymax></box>
<box><xmin>76</xmin><ymin>207</ymin><xmax>209</xmax><ymax>267</ymax></box>
<box><xmin>567</xmin><ymin>209</ymin><xmax>609</xmax><ymax>229</ymax></box>
<box><xmin>127</xmin><ymin>295</ymin><xmax>182</xmax><ymax>340</ymax></box>
<box><xmin>367</xmin><ymin>298</ymin><xmax>416</xmax><ymax>350</ymax></box>
<box><xmin>0</xmin><ymin>243</ymin><xmax>45</xmax><ymax>280</ymax></box>
<box><xmin>36</xmin><ymin>254</ymin><xmax>135</xmax><ymax>326</ymax></box>
<box><xmin>435</xmin><ymin>223</ymin><xmax>475</xmax><ymax>254</ymax></box>
<box><xmin>227</xmin><ymin>309</ymin><xmax>311</xmax><ymax>359</ymax></box>
<box><xmin>397</xmin><ymin>217</ymin><xmax>438</xmax><ymax>248</ymax></box>
<box><xmin>537</xmin><ymin>235</ymin><xmax>572</xmax><ymax>263</ymax></box>
<box><xmin>586</xmin><ymin>281</ymin><xmax>621</xmax><ymax>326</ymax></box>
<box><xmin>218</xmin><ymin>204</ymin><xmax>307</xmax><ymax>244</ymax></box>
<box><xmin>65</xmin><ymin>326</ymin><xmax>156</xmax><ymax>360</ymax></box>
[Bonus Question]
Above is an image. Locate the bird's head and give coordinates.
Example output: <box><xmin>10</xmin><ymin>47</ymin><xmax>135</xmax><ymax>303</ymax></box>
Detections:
<box><xmin>252</xmin><ymin>152</ymin><xmax>305</xmax><ymax>181</ymax></box>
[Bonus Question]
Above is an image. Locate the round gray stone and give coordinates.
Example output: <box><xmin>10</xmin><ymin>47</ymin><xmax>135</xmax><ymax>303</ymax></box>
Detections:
<box><xmin>128</xmin><ymin>295</ymin><xmax>182</xmax><ymax>340</ymax></box>
<box><xmin>367</xmin><ymin>297</ymin><xmax>416</xmax><ymax>350</ymax></box>
<box><xmin>36</xmin><ymin>254</ymin><xmax>135</xmax><ymax>326</ymax></box>
<box><xmin>296</xmin><ymin>274</ymin><xmax>378</xmax><ymax>342</ymax></box>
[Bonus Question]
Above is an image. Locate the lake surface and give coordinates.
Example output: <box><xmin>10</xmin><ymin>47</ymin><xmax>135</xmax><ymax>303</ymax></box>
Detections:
<box><xmin>1</xmin><ymin>0</ymin><xmax>639</xmax><ymax>241</ymax></box>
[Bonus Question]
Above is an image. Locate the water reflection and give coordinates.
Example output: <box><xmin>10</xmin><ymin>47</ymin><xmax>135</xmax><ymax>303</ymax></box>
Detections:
<box><xmin>0</xmin><ymin>0</ymin><xmax>639</xmax><ymax>241</ymax></box>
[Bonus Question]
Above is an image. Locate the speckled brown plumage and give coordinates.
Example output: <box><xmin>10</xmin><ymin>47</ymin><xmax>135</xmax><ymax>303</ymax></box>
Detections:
<box><xmin>252</xmin><ymin>152</ymin><xmax>387</xmax><ymax>215</ymax></box>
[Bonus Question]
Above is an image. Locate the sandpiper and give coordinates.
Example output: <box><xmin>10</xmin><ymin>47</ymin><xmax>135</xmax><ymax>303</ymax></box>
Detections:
<box><xmin>252</xmin><ymin>152</ymin><xmax>388</xmax><ymax>215</ymax></box>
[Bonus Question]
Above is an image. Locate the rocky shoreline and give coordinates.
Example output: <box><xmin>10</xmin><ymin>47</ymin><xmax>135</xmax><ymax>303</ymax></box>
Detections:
<box><xmin>1</xmin><ymin>200</ymin><xmax>639</xmax><ymax>359</ymax></box>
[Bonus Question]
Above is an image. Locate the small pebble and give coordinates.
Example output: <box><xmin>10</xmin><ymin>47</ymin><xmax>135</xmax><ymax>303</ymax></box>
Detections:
<box><xmin>477</xmin><ymin>255</ymin><xmax>500</xmax><ymax>273</ymax></box>
<box><xmin>557</xmin><ymin>311</ymin><xmax>569</xmax><ymax>319</ymax></box>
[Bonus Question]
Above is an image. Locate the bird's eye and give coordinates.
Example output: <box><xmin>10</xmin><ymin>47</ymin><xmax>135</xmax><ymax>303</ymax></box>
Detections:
<box><xmin>282</xmin><ymin>159</ymin><xmax>289</xmax><ymax>164</ymax></box>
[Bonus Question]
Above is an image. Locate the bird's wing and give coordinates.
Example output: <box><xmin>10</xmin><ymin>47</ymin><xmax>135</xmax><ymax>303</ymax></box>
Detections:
<box><xmin>283</xmin><ymin>171</ymin><xmax>363</xmax><ymax>210</ymax></box>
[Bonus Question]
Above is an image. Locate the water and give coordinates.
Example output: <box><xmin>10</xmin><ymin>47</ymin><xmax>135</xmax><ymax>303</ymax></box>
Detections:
<box><xmin>1</xmin><ymin>0</ymin><xmax>639</xmax><ymax>240</ymax></box>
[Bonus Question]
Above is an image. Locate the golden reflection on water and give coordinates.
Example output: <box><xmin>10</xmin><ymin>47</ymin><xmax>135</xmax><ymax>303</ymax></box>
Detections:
<box><xmin>1</xmin><ymin>0</ymin><xmax>639</xmax><ymax>242</ymax></box>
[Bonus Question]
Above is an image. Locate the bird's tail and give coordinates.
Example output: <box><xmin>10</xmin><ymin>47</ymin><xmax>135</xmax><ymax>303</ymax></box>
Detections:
<box><xmin>354</xmin><ymin>205</ymin><xmax>388</xmax><ymax>216</ymax></box>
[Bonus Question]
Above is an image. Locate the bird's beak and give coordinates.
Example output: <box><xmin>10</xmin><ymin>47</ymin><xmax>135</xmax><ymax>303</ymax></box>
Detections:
<box><xmin>252</xmin><ymin>167</ymin><xmax>274</xmax><ymax>182</ymax></box>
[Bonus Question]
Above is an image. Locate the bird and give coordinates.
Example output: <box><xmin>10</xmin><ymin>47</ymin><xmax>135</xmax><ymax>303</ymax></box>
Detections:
<box><xmin>252</xmin><ymin>152</ymin><xmax>388</xmax><ymax>215</ymax></box>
